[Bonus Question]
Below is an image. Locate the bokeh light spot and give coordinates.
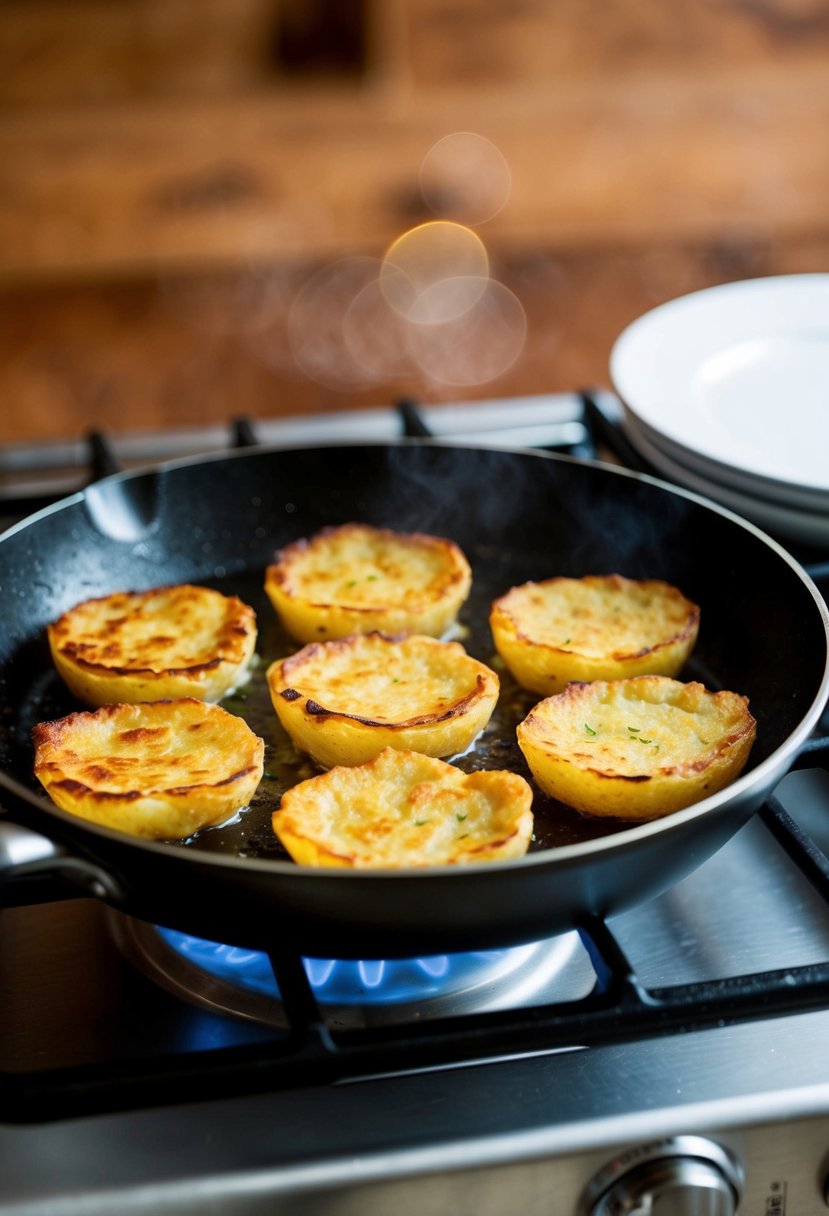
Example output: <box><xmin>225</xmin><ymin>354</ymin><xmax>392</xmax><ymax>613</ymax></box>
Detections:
<box><xmin>407</xmin><ymin>278</ymin><xmax>527</xmax><ymax>388</ymax></box>
<box><xmin>419</xmin><ymin>132</ymin><xmax>512</xmax><ymax>226</ymax></box>
<box><xmin>381</xmin><ymin>222</ymin><xmax>490</xmax><ymax>323</ymax></box>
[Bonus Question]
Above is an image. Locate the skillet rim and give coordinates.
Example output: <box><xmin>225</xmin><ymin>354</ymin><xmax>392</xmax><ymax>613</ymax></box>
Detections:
<box><xmin>1</xmin><ymin>437</ymin><xmax>828</xmax><ymax>880</ymax></box>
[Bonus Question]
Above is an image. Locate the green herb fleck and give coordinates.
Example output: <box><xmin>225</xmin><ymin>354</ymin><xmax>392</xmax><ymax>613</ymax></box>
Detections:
<box><xmin>456</xmin><ymin>812</ymin><xmax>468</xmax><ymax>822</ymax></box>
<box><xmin>414</xmin><ymin>819</ymin><xmax>429</xmax><ymax>826</ymax></box>
<box><xmin>584</xmin><ymin>723</ymin><xmax>597</xmax><ymax>735</ymax></box>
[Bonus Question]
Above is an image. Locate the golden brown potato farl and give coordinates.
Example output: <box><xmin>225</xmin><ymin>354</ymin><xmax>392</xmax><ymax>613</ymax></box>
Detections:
<box><xmin>490</xmin><ymin>573</ymin><xmax>700</xmax><ymax>696</ymax></box>
<box><xmin>517</xmin><ymin>675</ymin><xmax>756</xmax><ymax>821</ymax></box>
<box><xmin>273</xmin><ymin>747</ymin><xmax>534</xmax><ymax>868</ymax></box>
<box><xmin>47</xmin><ymin>584</ymin><xmax>257</xmax><ymax>706</ymax></box>
<box><xmin>265</xmin><ymin>522</ymin><xmax>472</xmax><ymax>643</ymax></box>
<box><xmin>32</xmin><ymin>698</ymin><xmax>265</xmax><ymax>839</ymax></box>
<box><xmin>267</xmin><ymin>631</ymin><xmax>499</xmax><ymax>768</ymax></box>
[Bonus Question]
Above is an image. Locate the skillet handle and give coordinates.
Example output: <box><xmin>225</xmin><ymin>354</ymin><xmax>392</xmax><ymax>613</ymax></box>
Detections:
<box><xmin>0</xmin><ymin>821</ymin><xmax>124</xmax><ymax>904</ymax></box>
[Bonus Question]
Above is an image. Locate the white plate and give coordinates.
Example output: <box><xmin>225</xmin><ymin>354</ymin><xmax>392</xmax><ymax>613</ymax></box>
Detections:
<box><xmin>610</xmin><ymin>275</ymin><xmax>829</xmax><ymax>509</ymax></box>
<box><xmin>623</xmin><ymin>412</ymin><xmax>829</xmax><ymax>548</ymax></box>
<box><xmin>626</xmin><ymin>407</ymin><xmax>829</xmax><ymax>515</ymax></box>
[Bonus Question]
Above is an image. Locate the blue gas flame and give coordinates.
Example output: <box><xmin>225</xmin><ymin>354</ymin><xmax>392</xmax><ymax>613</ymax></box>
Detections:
<box><xmin>157</xmin><ymin>927</ymin><xmax>511</xmax><ymax>1005</ymax></box>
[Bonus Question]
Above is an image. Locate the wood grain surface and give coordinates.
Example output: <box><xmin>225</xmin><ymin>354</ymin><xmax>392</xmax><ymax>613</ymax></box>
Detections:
<box><xmin>1</xmin><ymin>0</ymin><xmax>828</xmax><ymax>443</ymax></box>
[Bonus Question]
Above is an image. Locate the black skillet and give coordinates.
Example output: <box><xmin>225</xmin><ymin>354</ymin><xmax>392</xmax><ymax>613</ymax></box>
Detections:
<box><xmin>0</xmin><ymin>441</ymin><xmax>827</xmax><ymax>958</ymax></box>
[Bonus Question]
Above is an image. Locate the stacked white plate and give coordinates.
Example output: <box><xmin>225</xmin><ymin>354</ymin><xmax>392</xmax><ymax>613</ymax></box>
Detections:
<box><xmin>609</xmin><ymin>274</ymin><xmax>829</xmax><ymax>547</ymax></box>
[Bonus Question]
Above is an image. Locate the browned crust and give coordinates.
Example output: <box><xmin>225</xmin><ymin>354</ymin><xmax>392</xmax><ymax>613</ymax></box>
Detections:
<box><xmin>521</xmin><ymin>678</ymin><xmax>757</xmax><ymax>782</ymax></box>
<box><xmin>273</xmin><ymin>631</ymin><xmax>492</xmax><ymax>730</ymax></box>
<box><xmin>273</xmin><ymin>748</ymin><xmax>532</xmax><ymax>866</ymax></box>
<box><xmin>32</xmin><ymin>698</ymin><xmax>262</xmax><ymax>800</ymax></box>
<box><xmin>266</xmin><ymin>523</ymin><xmax>470</xmax><ymax>604</ymax></box>
<box><xmin>585</xmin><ymin>770</ymin><xmax>652</xmax><ymax>783</ymax></box>
<box><xmin>278</xmin><ymin>630</ymin><xmax>409</xmax><ymax>677</ymax></box>
<box><xmin>492</xmin><ymin>574</ymin><xmax>701</xmax><ymax>660</ymax></box>
<box><xmin>278</xmin><ymin>673</ymin><xmax>490</xmax><ymax>730</ymax></box>
<box><xmin>52</xmin><ymin>652</ymin><xmax>227</xmax><ymax>678</ymax></box>
<box><xmin>47</xmin><ymin>764</ymin><xmax>262</xmax><ymax>802</ymax></box>
<box><xmin>33</xmin><ymin>698</ymin><xmax>195</xmax><ymax>740</ymax></box>
<box><xmin>47</xmin><ymin>586</ymin><xmax>255</xmax><ymax>676</ymax></box>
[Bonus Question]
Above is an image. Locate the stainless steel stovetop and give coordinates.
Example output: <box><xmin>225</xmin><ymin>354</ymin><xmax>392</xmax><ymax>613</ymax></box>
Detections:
<box><xmin>3</xmin><ymin>776</ymin><xmax>829</xmax><ymax>1215</ymax></box>
<box><xmin>2</xmin><ymin>393</ymin><xmax>829</xmax><ymax>1215</ymax></box>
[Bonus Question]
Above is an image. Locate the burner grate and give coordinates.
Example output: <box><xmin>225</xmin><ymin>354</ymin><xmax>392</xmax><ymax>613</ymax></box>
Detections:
<box><xmin>4</xmin><ymin>777</ymin><xmax>829</xmax><ymax>1125</ymax></box>
<box><xmin>0</xmin><ymin>393</ymin><xmax>592</xmax><ymax>533</ymax></box>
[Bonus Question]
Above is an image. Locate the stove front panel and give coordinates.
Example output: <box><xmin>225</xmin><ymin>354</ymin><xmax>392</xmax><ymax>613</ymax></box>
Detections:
<box><xmin>1</xmin><ymin>1011</ymin><xmax>828</xmax><ymax>1215</ymax></box>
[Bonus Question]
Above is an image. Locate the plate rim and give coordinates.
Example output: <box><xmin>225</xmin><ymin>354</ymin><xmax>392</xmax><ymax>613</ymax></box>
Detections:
<box><xmin>621</xmin><ymin>411</ymin><xmax>829</xmax><ymax>547</ymax></box>
<box><xmin>610</xmin><ymin>273</ymin><xmax>829</xmax><ymax>498</ymax></box>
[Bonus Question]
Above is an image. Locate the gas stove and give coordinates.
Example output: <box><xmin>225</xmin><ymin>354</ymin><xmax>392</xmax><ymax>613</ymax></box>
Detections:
<box><xmin>2</xmin><ymin>392</ymin><xmax>829</xmax><ymax>1216</ymax></box>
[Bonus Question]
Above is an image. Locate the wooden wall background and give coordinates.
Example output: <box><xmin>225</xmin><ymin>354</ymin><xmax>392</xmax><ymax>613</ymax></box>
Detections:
<box><xmin>1</xmin><ymin>0</ymin><xmax>828</xmax><ymax>442</ymax></box>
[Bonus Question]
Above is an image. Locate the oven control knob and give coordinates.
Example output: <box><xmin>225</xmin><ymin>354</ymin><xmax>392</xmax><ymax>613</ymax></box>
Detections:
<box><xmin>582</xmin><ymin>1136</ymin><xmax>742</xmax><ymax>1216</ymax></box>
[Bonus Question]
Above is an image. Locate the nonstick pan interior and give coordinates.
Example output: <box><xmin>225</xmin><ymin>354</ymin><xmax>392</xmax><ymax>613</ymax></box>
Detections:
<box><xmin>0</xmin><ymin>442</ymin><xmax>826</xmax><ymax>957</ymax></box>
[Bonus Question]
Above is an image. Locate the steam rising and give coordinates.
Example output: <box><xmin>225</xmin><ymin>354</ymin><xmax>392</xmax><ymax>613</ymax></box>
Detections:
<box><xmin>287</xmin><ymin>256</ymin><xmax>383</xmax><ymax>390</ymax></box>
<box><xmin>163</xmin><ymin>132</ymin><xmax>527</xmax><ymax>394</ymax></box>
